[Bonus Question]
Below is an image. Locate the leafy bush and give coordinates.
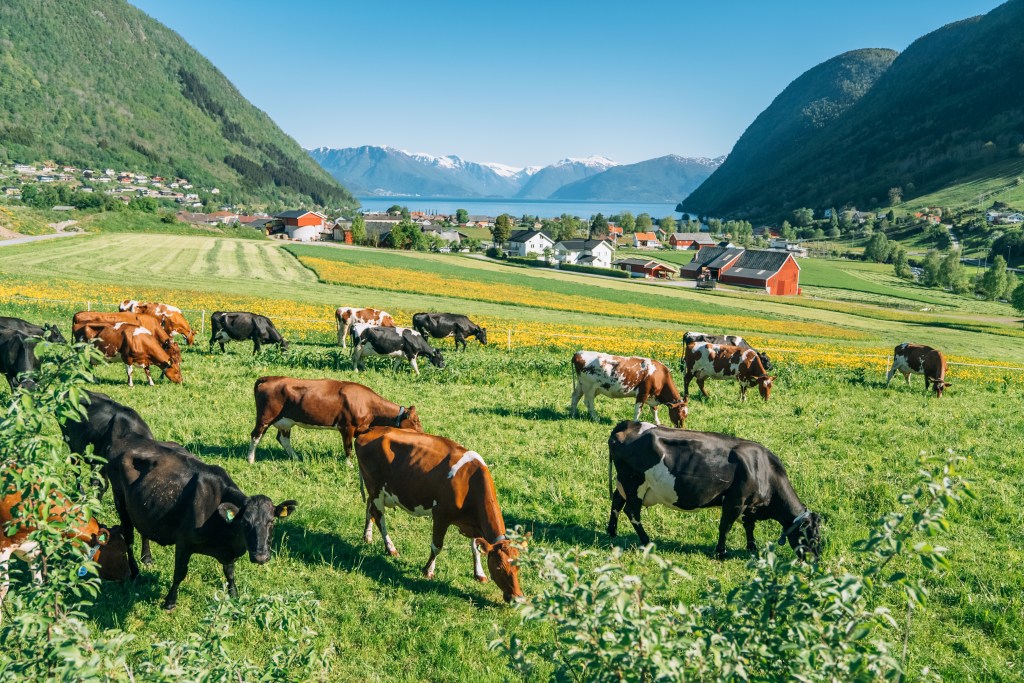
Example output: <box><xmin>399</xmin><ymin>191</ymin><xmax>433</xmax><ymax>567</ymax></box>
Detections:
<box><xmin>493</xmin><ymin>459</ymin><xmax>971</xmax><ymax>682</ymax></box>
<box><xmin>559</xmin><ymin>263</ymin><xmax>631</xmax><ymax>278</ymax></box>
<box><xmin>506</xmin><ymin>256</ymin><xmax>553</xmax><ymax>269</ymax></box>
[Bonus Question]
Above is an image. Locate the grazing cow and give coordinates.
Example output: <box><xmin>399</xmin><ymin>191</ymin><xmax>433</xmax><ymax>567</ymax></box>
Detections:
<box><xmin>104</xmin><ymin>423</ymin><xmax>298</xmax><ymax>610</ymax></box>
<box><xmin>607</xmin><ymin>421</ymin><xmax>822</xmax><ymax>560</ymax></box>
<box><xmin>77</xmin><ymin>322</ymin><xmax>183</xmax><ymax>387</ymax></box>
<box><xmin>119</xmin><ymin>300</ymin><xmax>195</xmax><ymax>345</ymax></box>
<box><xmin>412</xmin><ymin>312</ymin><xmax>487</xmax><ymax>351</ymax></box>
<box><xmin>248</xmin><ymin>376</ymin><xmax>423</xmax><ymax>463</ymax></box>
<box><xmin>1</xmin><ymin>483</ymin><xmax>131</xmax><ymax>622</ymax></box>
<box><xmin>210</xmin><ymin>311</ymin><xmax>288</xmax><ymax>354</ymax></box>
<box><xmin>73</xmin><ymin>311</ymin><xmax>177</xmax><ymax>347</ymax></box>
<box><xmin>570</xmin><ymin>351</ymin><xmax>688</xmax><ymax>428</ymax></box>
<box><xmin>0</xmin><ymin>316</ymin><xmax>65</xmax><ymax>344</ymax></box>
<box><xmin>886</xmin><ymin>343</ymin><xmax>951</xmax><ymax>397</ymax></box>
<box><xmin>683</xmin><ymin>331</ymin><xmax>772</xmax><ymax>370</ymax></box>
<box><xmin>355</xmin><ymin>427</ymin><xmax>523</xmax><ymax>602</ymax></box>
<box><xmin>0</xmin><ymin>329</ymin><xmax>39</xmax><ymax>389</ymax></box>
<box><xmin>335</xmin><ymin>307</ymin><xmax>395</xmax><ymax>348</ymax></box>
<box><xmin>350</xmin><ymin>325</ymin><xmax>444</xmax><ymax>375</ymax></box>
<box><xmin>682</xmin><ymin>342</ymin><xmax>775</xmax><ymax>401</ymax></box>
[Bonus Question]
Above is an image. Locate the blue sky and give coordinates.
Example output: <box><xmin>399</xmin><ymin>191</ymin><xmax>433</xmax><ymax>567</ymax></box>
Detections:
<box><xmin>130</xmin><ymin>1</ymin><xmax>1004</xmax><ymax>168</ymax></box>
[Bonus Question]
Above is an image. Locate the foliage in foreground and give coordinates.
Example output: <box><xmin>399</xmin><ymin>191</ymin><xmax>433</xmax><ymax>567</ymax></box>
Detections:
<box><xmin>495</xmin><ymin>459</ymin><xmax>971</xmax><ymax>682</ymax></box>
<box><xmin>0</xmin><ymin>344</ymin><xmax>329</xmax><ymax>682</ymax></box>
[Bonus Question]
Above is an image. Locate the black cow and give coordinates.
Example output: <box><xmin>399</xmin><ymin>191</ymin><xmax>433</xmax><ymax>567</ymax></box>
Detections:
<box><xmin>60</xmin><ymin>390</ymin><xmax>161</xmax><ymax>564</ymax></box>
<box><xmin>607</xmin><ymin>421</ymin><xmax>821</xmax><ymax>560</ymax></box>
<box><xmin>0</xmin><ymin>329</ymin><xmax>39</xmax><ymax>390</ymax></box>
<box><xmin>412</xmin><ymin>312</ymin><xmax>487</xmax><ymax>351</ymax></box>
<box><xmin>0</xmin><ymin>316</ymin><xmax>66</xmax><ymax>344</ymax></box>
<box><xmin>104</xmin><ymin>416</ymin><xmax>297</xmax><ymax>610</ymax></box>
<box><xmin>683</xmin><ymin>331</ymin><xmax>772</xmax><ymax>370</ymax></box>
<box><xmin>210</xmin><ymin>311</ymin><xmax>289</xmax><ymax>354</ymax></box>
<box><xmin>351</xmin><ymin>325</ymin><xmax>444</xmax><ymax>375</ymax></box>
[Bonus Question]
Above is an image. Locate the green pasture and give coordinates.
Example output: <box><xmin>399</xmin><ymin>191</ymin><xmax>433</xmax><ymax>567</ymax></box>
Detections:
<box><xmin>2</xmin><ymin>292</ymin><xmax>1023</xmax><ymax>680</ymax></box>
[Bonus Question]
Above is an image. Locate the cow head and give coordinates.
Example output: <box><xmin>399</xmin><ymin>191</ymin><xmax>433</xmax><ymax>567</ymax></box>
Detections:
<box><xmin>93</xmin><ymin>526</ymin><xmax>132</xmax><ymax>582</ymax></box>
<box><xmin>279</xmin><ymin>338</ymin><xmax>290</xmax><ymax>351</ymax></box>
<box><xmin>399</xmin><ymin>405</ymin><xmax>423</xmax><ymax>432</ymax></box>
<box><xmin>475</xmin><ymin>327</ymin><xmax>488</xmax><ymax>345</ymax></box>
<box><xmin>43</xmin><ymin>324</ymin><xmax>66</xmax><ymax>344</ymax></box>
<box><xmin>182</xmin><ymin>327</ymin><xmax>196</xmax><ymax>346</ymax></box>
<box><xmin>428</xmin><ymin>347</ymin><xmax>445</xmax><ymax>369</ymax></box>
<box><xmin>667</xmin><ymin>400</ymin><xmax>688</xmax><ymax>428</ymax></box>
<box><xmin>757</xmin><ymin>352</ymin><xmax>773</xmax><ymax>371</ymax></box>
<box><xmin>929</xmin><ymin>378</ymin><xmax>951</xmax><ymax>398</ymax></box>
<box><xmin>164</xmin><ymin>340</ymin><xmax>183</xmax><ymax>365</ymax></box>
<box><xmin>118</xmin><ymin>299</ymin><xmax>138</xmax><ymax>312</ymax></box>
<box><xmin>218</xmin><ymin>496</ymin><xmax>298</xmax><ymax>564</ymax></box>
<box><xmin>783</xmin><ymin>511</ymin><xmax>822</xmax><ymax>561</ymax></box>
<box><xmin>756</xmin><ymin>375</ymin><xmax>775</xmax><ymax>400</ymax></box>
<box><xmin>478</xmin><ymin>538</ymin><xmax>523</xmax><ymax>603</ymax></box>
<box><xmin>161</xmin><ymin>360</ymin><xmax>183</xmax><ymax>384</ymax></box>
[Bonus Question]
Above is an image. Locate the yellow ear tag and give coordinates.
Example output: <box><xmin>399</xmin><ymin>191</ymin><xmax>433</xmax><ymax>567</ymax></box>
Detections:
<box><xmin>279</xmin><ymin>508</ymin><xmax>289</xmax><ymax>518</ymax></box>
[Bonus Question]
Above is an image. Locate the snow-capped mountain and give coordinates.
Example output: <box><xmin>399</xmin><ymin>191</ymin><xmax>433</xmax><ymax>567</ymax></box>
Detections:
<box><xmin>307</xmin><ymin>146</ymin><xmax>721</xmax><ymax>201</ymax></box>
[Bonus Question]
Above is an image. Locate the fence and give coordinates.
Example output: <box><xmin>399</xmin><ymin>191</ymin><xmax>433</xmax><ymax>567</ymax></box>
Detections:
<box><xmin>4</xmin><ymin>293</ymin><xmax>1024</xmax><ymax>374</ymax></box>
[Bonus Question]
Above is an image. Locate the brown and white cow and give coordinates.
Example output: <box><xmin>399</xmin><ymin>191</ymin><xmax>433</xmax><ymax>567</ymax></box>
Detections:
<box><xmin>76</xmin><ymin>322</ymin><xmax>183</xmax><ymax>387</ymax></box>
<box><xmin>248</xmin><ymin>376</ymin><xmax>423</xmax><ymax>463</ymax></box>
<box><xmin>336</xmin><ymin>307</ymin><xmax>395</xmax><ymax>348</ymax></box>
<box><xmin>886</xmin><ymin>343</ymin><xmax>951</xmax><ymax>397</ymax></box>
<box><xmin>570</xmin><ymin>351</ymin><xmax>688</xmax><ymax>427</ymax></box>
<box><xmin>682</xmin><ymin>342</ymin><xmax>775</xmax><ymax>401</ymax></box>
<box><xmin>73</xmin><ymin>311</ymin><xmax>176</xmax><ymax>345</ymax></box>
<box><xmin>1</xmin><ymin>483</ymin><xmax>131</xmax><ymax>622</ymax></box>
<box><xmin>355</xmin><ymin>427</ymin><xmax>523</xmax><ymax>603</ymax></box>
<box><xmin>119</xmin><ymin>300</ymin><xmax>195</xmax><ymax>345</ymax></box>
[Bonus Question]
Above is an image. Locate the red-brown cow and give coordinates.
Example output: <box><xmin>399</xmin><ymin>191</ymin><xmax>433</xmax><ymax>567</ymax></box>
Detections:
<box><xmin>336</xmin><ymin>307</ymin><xmax>395</xmax><ymax>348</ymax></box>
<box><xmin>119</xmin><ymin>300</ymin><xmax>195</xmax><ymax>345</ymax></box>
<box><xmin>682</xmin><ymin>342</ymin><xmax>775</xmax><ymax>401</ymax></box>
<box><xmin>247</xmin><ymin>376</ymin><xmax>423</xmax><ymax>463</ymax></box>
<box><xmin>73</xmin><ymin>311</ymin><xmax>176</xmax><ymax>346</ymax></box>
<box><xmin>77</xmin><ymin>322</ymin><xmax>183</xmax><ymax>387</ymax></box>
<box><xmin>886</xmin><ymin>343</ymin><xmax>951</xmax><ymax>397</ymax></box>
<box><xmin>355</xmin><ymin>427</ymin><xmax>523</xmax><ymax>603</ymax></box>
<box><xmin>1</xmin><ymin>484</ymin><xmax>131</xmax><ymax>622</ymax></box>
<box><xmin>570</xmin><ymin>351</ymin><xmax>688</xmax><ymax>427</ymax></box>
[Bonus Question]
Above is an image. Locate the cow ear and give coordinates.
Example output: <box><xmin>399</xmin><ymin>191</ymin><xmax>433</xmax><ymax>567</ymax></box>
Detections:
<box><xmin>475</xmin><ymin>537</ymin><xmax>494</xmax><ymax>553</ymax></box>
<box><xmin>218</xmin><ymin>502</ymin><xmax>240</xmax><ymax>523</ymax></box>
<box><xmin>274</xmin><ymin>500</ymin><xmax>298</xmax><ymax>518</ymax></box>
<box><xmin>406</xmin><ymin>405</ymin><xmax>417</xmax><ymax>417</ymax></box>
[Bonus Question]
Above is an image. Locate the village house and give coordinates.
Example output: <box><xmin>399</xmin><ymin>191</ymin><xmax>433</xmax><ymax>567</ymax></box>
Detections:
<box><xmin>553</xmin><ymin>238</ymin><xmax>615</xmax><ymax>268</ymax></box>
<box><xmin>613</xmin><ymin>257</ymin><xmax>678</xmax><ymax>279</ymax></box>
<box><xmin>2</xmin><ymin>187</ymin><xmax>22</xmax><ymax>197</ymax></box>
<box><xmin>274</xmin><ymin>210</ymin><xmax>328</xmax><ymax>242</ymax></box>
<box><xmin>607</xmin><ymin>225</ymin><xmax>623</xmax><ymax>240</ymax></box>
<box><xmin>667</xmin><ymin>232</ymin><xmax>716</xmax><ymax>250</ymax></box>
<box><xmin>507</xmin><ymin>228</ymin><xmax>555</xmax><ymax>257</ymax></box>
<box><xmin>633</xmin><ymin>231</ymin><xmax>661</xmax><ymax>248</ymax></box>
<box><xmin>680</xmin><ymin>246</ymin><xmax>800</xmax><ymax>295</ymax></box>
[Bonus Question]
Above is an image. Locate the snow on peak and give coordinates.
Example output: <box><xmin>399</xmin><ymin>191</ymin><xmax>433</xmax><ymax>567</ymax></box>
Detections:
<box><xmin>555</xmin><ymin>156</ymin><xmax>618</xmax><ymax>168</ymax></box>
<box><xmin>480</xmin><ymin>162</ymin><xmax>525</xmax><ymax>178</ymax></box>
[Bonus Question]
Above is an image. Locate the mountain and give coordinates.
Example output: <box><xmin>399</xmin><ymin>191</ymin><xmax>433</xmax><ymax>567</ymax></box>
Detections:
<box><xmin>550</xmin><ymin>155</ymin><xmax>724</xmax><ymax>202</ymax></box>
<box><xmin>514</xmin><ymin>157</ymin><xmax>619</xmax><ymax>199</ymax></box>
<box><xmin>684</xmin><ymin>0</ymin><xmax>1024</xmax><ymax>219</ymax></box>
<box><xmin>0</xmin><ymin>0</ymin><xmax>355</xmax><ymax>209</ymax></box>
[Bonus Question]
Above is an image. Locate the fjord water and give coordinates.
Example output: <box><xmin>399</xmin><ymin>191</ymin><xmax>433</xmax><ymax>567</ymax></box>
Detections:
<box><xmin>358</xmin><ymin>196</ymin><xmax>681</xmax><ymax>219</ymax></box>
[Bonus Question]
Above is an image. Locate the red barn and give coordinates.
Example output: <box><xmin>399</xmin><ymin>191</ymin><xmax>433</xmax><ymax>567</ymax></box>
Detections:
<box><xmin>680</xmin><ymin>247</ymin><xmax>800</xmax><ymax>295</ymax></box>
<box><xmin>613</xmin><ymin>257</ymin><xmax>678</xmax><ymax>279</ymax></box>
<box><xmin>275</xmin><ymin>210</ymin><xmax>326</xmax><ymax>228</ymax></box>
<box><xmin>668</xmin><ymin>232</ymin><xmax>716</xmax><ymax>250</ymax></box>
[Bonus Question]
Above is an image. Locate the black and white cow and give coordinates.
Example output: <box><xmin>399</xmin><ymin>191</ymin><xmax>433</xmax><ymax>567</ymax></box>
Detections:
<box><xmin>350</xmin><ymin>325</ymin><xmax>445</xmax><ymax>375</ymax></box>
<box><xmin>412</xmin><ymin>313</ymin><xmax>487</xmax><ymax>351</ymax></box>
<box><xmin>209</xmin><ymin>312</ymin><xmax>289</xmax><ymax>354</ymax></box>
<box><xmin>683</xmin><ymin>331</ymin><xmax>772</xmax><ymax>370</ymax></box>
<box><xmin>0</xmin><ymin>329</ymin><xmax>39</xmax><ymax>390</ymax></box>
<box><xmin>0</xmin><ymin>316</ymin><xmax>66</xmax><ymax>344</ymax></box>
<box><xmin>607</xmin><ymin>420</ymin><xmax>821</xmax><ymax>560</ymax></box>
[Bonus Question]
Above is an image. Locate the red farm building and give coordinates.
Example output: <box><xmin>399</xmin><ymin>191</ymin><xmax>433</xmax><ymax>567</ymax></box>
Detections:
<box><xmin>679</xmin><ymin>246</ymin><xmax>800</xmax><ymax>295</ymax></box>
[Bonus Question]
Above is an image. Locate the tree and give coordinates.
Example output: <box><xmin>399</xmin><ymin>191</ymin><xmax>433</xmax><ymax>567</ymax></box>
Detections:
<box><xmin>888</xmin><ymin>186</ymin><xmax>903</xmax><ymax>206</ymax></box>
<box><xmin>791</xmin><ymin>207</ymin><xmax>813</xmax><ymax>228</ymax></box>
<box><xmin>921</xmin><ymin>250</ymin><xmax>942</xmax><ymax>287</ymax></box>
<box><xmin>1011</xmin><ymin>281</ymin><xmax>1024</xmax><ymax>324</ymax></box>
<box><xmin>350</xmin><ymin>215</ymin><xmax>366</xmax><ymax>245</ymax></box>
<box><xmin>618</xmin><ymin>211</ymin><xmax>635</xmax><ymax>232</ymax></box>
<box><xmin>455</xmin><ymin>208</ymin><xmax>469</xmax><ymax>225</ymax></box>
<box><xmin>491</xmin><ymin>213</ymin><xmax>514</xmax><ymax>246</ymax></box>
<box><xmin>864</xmin><ymin>233</ymin><xmax>890</xmax><ymax>263</ymax></box>
<box><xmin>892</xmin><ymin>247</ymin><xmax>912</xmax><ymax>279</ymax></box>
<box><xmin>590</xmin><ymin>213</ymin><xmax>609</xmax><ymax>237</ymax></box>
<box><xmin>780</xmin><ymin>220</ymin><xmax>796</xmax><ymax>241</ymax></box>
<box><xmin>829</xmin><ymin>208</ymin><xmax>839</xmax><ymax>232</ymax></box>
<box><xmin>827</xmin><ymin>225</ymin><xmax>841</xmax><ymax>239</ymax></box>
<box><xmin>553</xmin><ymin>213</ymin><xmax>581</xmax><ymax>241</ymax></box>
<box><xmin>939</xmin><ymin>251</ymin><xmax>970</xmax><ymax>293</ymax></box>
<box><xmin>388</xmin><ymin>219</ymin><xmax>425</xmax><ymax>250</ymax></box>
<box><xmin>981</xmin><ymin>255</ymin><xmax>1009</xmax><ymax>300</ymax></box>
<box><xmin>658</xmin><ymin>216</ymin><xmax>676</xmax><ymax>232</ymax></box>
<box><xmin>635</xmin><ymin>213</ymin><xmax>653</xmax><ymax>232</ymax></box>
<box><xmin>386</xmin><ymin>204</ymin><xmax>405</xmax><ymax>216</ymax></box>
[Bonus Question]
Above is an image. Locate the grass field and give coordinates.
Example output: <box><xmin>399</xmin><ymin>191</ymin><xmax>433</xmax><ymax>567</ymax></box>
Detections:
<box><xmin>3</xmin><ymin>234</ymin><xmax>1024</xmax><ymax>680</ymax></box>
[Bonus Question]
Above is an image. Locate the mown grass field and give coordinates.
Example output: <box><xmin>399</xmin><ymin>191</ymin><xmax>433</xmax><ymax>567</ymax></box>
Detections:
<box><xmin>2</xmin><ymin>233</ymin><xmax>1023</xmax><ymax>680</ymax></box>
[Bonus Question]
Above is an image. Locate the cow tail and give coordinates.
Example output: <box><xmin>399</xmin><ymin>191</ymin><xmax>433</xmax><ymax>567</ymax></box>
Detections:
<box><xmin>608</xmin><ymin>452</ymin><xmax>615</xmax><ymax>502</ymax></box>
<box><xmin>358</xmin><ymin>470</ymin><xmax>366</xmax><ymax>503</ymax></box>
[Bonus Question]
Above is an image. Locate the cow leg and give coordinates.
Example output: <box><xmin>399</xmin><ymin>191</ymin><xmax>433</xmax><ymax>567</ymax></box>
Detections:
<box><xmin>903</xmin><ymin>371</ymin><xmax>911</xmax><ymax>387</ymax></box>
<box><xmin>569</xmin><ymin>381</ymin><xmax>584</xmax><ymax>417</ymax></box>
<box><xmin>126</xmin><ymin>364</ymin><xmax>134</xmax><ymax>388</ymax></box>
<box><xmin>163</xmin><ymin>545</ymin><xmax>192</xmax><ymax>610</ymax></box>
<box><xmin>607</xmin><ymin>487</ymin><xmax>627</xmax><ymax>537</ymax></box>
<box><xmin>338</xmin><ymin>322</ymin><xmax>347</xmax><ymax>348</ymax></box>
<box><xmin>624</xmin><ymin>493</ymin><xmax>650</xmax><ymax>546</ymax></box>
<box><xmin>454</xmin><ymin>332</ymin><xmax>467</xmax><ymax>352</ymax></box>
<box><xmin>252</xmin><ymin>339</ymin><xmax>261</xmax><ymax>355</ymax></box>
<box><xmin>422</xmin><ymin>518</ymin><xmax>448</xmax><ymax>578</ymax></box>
<box><xmin>363</xmin><ymin>498</ymin><xmax>375</xmax><ymax>543</ymax></box>
<box><xmin>584</xmin><ymin>391</ymin><xmax>598</xmax><ymax>421</ymax></box>
<box><xmin>247</xmin><ymin>422</ymin><xmax>269</xmax><ymax>465</ymax></box>
<box><xmin>351</xmin><ymin>346</ymin><xmax>363</xmax><ymax>372</ymax></box>
<box><xmin>276</xmin><ymin>428</ymin><xmax>300</xmax><ymax>460</ymax></box>
<box><xmin>409</xmin><ymin>356</ymin><xmax>420</xmax><ymax>376</ymax></box>
<box><xmin>885</xmin><ymin>363</ymin><xmax>897</xmax><ymax>386</ymax></box>
<box><xmin>743</xmin><ymin>514</ymin><xmax>757</xmax><ymax>553</ymax></box>
<box><xmin>470</xmin><ymin>539</ymin><xmax>487</xmax><ymax>582</ymax></box>
<box><xmin>112</xmin><ymin>487</ymin><xmax>140</xmax><ymax>579</ymax></box>
<box><xmin>683</xmin><ymin>371</ymin><xmax>694</xmax><ymax>399</ymax></box>
<box><xmin>367</xmin><ymin>498</ymin><xmax>397</xmax><ymax>556</ymax></box>
<box><xmin>341</xmin><ymin>426</ymin><xmax>356</xmax><ymax>462</ymax></box>
<box><xmin>739</xmin><ymin>383</ymin><xmax>748</xmax><ymax>402</ymax></box>
<box><xmin>223</xmin><ymin>560</ymin><xmax>237</xmax><ymax>599</ymax></box>
<box><xmin>697</xmin><ymin>377</ymin><xmax>710</xmax><ymax>399</ymax></box>
<box><xmin>715</xmin><ymin>504</ymin><xmax>742</xmax><ymax>559</ymax></box>
<box><xmin>143</xmin><ymin>365</ymin><xmax>154</xmax><ymax>386</ymax></box>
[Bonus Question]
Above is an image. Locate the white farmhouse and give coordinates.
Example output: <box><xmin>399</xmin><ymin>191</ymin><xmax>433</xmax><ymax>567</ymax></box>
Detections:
<box><xmin>553</xmin><ymin>238</ymin><xmax>615</xmax><ymax>269</ymax></box>
<box><xmin>507</xmin><ymin>229</ymin><xmax>555</xmax><ymax>257</ymax></box>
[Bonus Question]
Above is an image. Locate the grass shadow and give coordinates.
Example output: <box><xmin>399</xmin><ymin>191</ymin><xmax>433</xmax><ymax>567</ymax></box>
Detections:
<box><xmin>470</xmin><ymin>405</ymin><xmax>569</xmax><ymax>422</ymax></box>
<box><xmin>84</xmin><ymin>569</ymin><xmax>165</xmax><ymax>628</ymax></box>
<box><xmin>506</xmin><ymin>515</ymin><xmax>724</xmax><ymax>558</ymax></box>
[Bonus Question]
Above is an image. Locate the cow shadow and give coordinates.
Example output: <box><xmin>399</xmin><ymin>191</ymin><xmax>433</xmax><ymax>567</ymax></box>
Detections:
<box><xmin>469</xmin><ymin>405</ymin><xmax>568</xmax><ymax>422</ymax></box>
<box><xmin>83</xmin><ymin>571</ymin><xmax>165</xmax><ymax>628</ymax></box>
<box><xmin>280</xmin><ymin>524</ymin><xmax>485</xmax><ymax>604</ymax></box>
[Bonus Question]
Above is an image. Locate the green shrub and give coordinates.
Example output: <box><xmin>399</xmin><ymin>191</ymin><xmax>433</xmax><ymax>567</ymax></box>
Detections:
<box><xmin>560</xmin><ymin>263</ymin><xmax>631</xmax><ymax>278</ymax></box>
<box><xmin>506</xmin><ymin>256</ymin><xmax>553</xmax><ymax>269</ymax></box>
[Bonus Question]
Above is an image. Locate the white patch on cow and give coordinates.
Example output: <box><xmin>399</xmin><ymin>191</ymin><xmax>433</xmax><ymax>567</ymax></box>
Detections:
<box><xmin>272</xmin><ymin>418</ymin><xmax>332</xmax><ymax>431</ymax></box>
<box><xmin>132</xmin><ymin>326</ymin><xmax>151</xmax><ymax>337</ymax></box>
<box><xmin>637</xmin><ymin>461</ymin><xmax>679</xmax><ymax>508</ymax></box>
<box><xmin>373</xmin><ymin>486</ymin><xmax>435</xmax><ymax>517</ymax></box>
<box><xmin>157</xmin><ymin>304</ymin><xmax>181</xmax><ymax>314</ymax></box>
<box><xmin>449</xmin><ymin>450</ymin><xmax>486</xmax><ymax>478</ymax></box>
<box><xmin>636</xmin><ymin>422</ymin><xmax>658</xmax><ymax>435</ymax></box>
<box><xmin>113</xmin><ymin>322</ymin><xmax>124</xmax><ymax>330</ymax></box>
<box><xmin>215</xmin><ymin>329</ymin><xmax>232</xmax><ymax>341</ymax></box>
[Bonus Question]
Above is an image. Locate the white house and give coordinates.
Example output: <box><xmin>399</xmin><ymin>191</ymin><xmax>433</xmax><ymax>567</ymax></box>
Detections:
<box><xmin>507</xmin><ymin>229</ymin><xmax>555</xmax><ymax>257</ymax></box>
<box><xmin>554</xmin><ymin>239</ymin><xmax>615</xmax><ymax>269</ymax></box>
<box><xmin>1005</xmin><ymin>212</ymin><xmax>1024</xmax><ymax>224</ymax></box>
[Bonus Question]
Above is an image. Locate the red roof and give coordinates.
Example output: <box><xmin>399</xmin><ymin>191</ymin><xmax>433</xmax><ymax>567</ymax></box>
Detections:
<box><xmin>634</xmin><ymin>232</ymin><xmax>659</xmax><ymax>241</ymax></box>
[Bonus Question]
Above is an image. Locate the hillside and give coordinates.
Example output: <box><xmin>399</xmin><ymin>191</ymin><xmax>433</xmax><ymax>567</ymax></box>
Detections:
<box><xmin>0</xmin><ymin>0</ymin><xmax>355</xmax><ymax>209</ymax></box>
<box><xmin>549</xmin><ymin>154</ymin><xmax>723</xmax><ymax>202</ymax></box>
<box><xmin>684</xmin><ymin>0</ymin><xmax>1024</xmax><ymax>220</ymax></box>
<box><xmin>514</xmin><ymin>157</ymin><xmax>618</xmax><ymax>198</ymax></box>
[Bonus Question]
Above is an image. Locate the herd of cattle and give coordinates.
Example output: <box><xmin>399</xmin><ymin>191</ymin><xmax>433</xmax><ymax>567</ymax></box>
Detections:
<box><xmin>0</xmin><ymin>300</ymin><xmax>952</xmax><ymax>611</ymax></box>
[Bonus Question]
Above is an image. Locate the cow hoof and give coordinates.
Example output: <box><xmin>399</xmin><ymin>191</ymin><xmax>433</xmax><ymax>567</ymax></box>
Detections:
<box><xmin>474</xmin><ymin>575</ymin><xmax>488</xmax><ymax>583</ymax></box>
<box><xmin>746</xmin><ymin>544</ymin><xmax>757</xmax><ymax>553</ymax></box>
<box><xmin>423</xmin><ymin>570</ymin><xmax>434</xmax><ymax>579</ymax></box>
<box><xmin>607</xmin><ymin>528</ymin><xmax>618</xmax><ymax>538</ymax></box>
<box><xmin>388</xmin><ymin>550</ymin><xmax>400</xmax><ymax>558</ymax></box>
<box><xmin>714</xmin><ymin>549</ymin><xmax>728</xmax><ymax>561</ymax></box>
<box><xmin>141</xmin><ymin>555</ymin><xmax>154</xmax><ymax>566</ymax></box>
<box><xmin>162</xmin><ymin>601</ymin><xmax>176</xmax><ymax>611</ymax></box>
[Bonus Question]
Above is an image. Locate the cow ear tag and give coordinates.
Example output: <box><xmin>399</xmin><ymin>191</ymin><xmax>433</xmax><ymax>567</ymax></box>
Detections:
<box><xmin>97</xmin><ymin>531</ymin><xmax>109</xmax><ymax>545</ymax></box>
<box><xmin>279</xmin><ymin>508</ymin><xmax>289</xmax><ymax>518</ymax></box>
<box><xmin>225</xmin><ymin>509</ymin><xmax>235</xmax><ymax>522</ymax></box>
<box><xmin>77</xmin><ymin>566</ymin><xmax>88</xmax><ymax>578</ymax></box>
